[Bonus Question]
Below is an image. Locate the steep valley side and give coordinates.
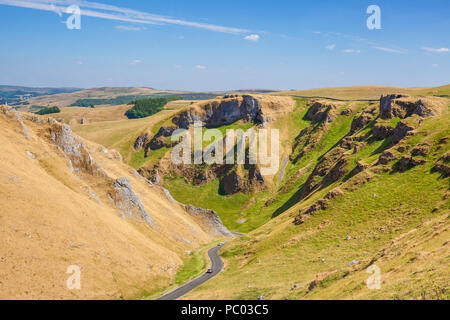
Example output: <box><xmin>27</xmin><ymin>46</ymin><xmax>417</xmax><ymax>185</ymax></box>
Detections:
<box><xmin>0</xmin><ymin>106</ymin><xmax>230</xmax><ymax>299</ymax></box>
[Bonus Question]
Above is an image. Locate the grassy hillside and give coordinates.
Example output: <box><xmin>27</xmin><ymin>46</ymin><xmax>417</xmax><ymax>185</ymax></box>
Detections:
<box><xmin>0</xmin><ymin>105</ymin><xmax>229</xmax><ymax>299</ymax></box>
<box><xmin>162</xmin><ymin>98</ymin><xmax>367</xmax><ymax>232</ymax></box>
<box><xmin>276</xmin><ymin>84</ymin><xmax>450</xmax><ymax>100</ymax></box>
<box><xmin>61</xmin><ymin>101</ymin><xmax>192</xmax><ymax>166</ymax></box>
<box><xmin>0</xmin><ymin>86</ymin><xmax>80</xmax><ymax>105</ymax></box>
<box><xmin>177</xmin><ymin>93</ymin><xmax>449</xmax><ymax>300</ymax></box>
<box><xmin>21</xmin><ymin>87</ymin><xmax>181</xmax><ymax>110</ymax></box>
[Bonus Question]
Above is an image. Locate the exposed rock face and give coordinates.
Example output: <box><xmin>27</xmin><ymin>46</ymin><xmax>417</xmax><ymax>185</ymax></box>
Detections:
<box><xmin>183</xmin><ymin>205</ymin><xmax>233</xmax><ymax>237</ymax></box>
<box><xmin>162</xmin><ymin>188</ymin><xmax>176</xmax><ymax>203</ymax></box>
<box><xmin>173</xmin><ymin>95</ymin><xmax>265</xmax><ymax>130</ymax></box>
<box><xmin>220</xmin><ymin>167</ymin><xmax>265</xmax><ymax>195</ymax></box>
<box><xmin>294</xmin><ymin>188</ymin><xmax>344</xmax><ymax>225</ymax></box>
<box><xmin>301</xmin><ymin>148</ymin><xmax>347</xmax><ymax>199</ymax></box>
<box><xmin>394</xmin><ymin>156</ymin><xmax>426</xmax><ymax>172</ymax></box>
<box><xmin>110</xmin><ymin>178</ymin><xmax>154</xmax><ymax>226</ymax></box>
<box><xmin>432</xmin><ymin>152</ymin><xmax>450</xmax><ymax>177</ymax></box>
<box><xmin>340</xmin><ymin>137</ymin><xmax>356</xmax><ymax>150</ymax></box>
<box><xmin>372</xmin><ymin>124</ymin><xmax>394</xmax><ymax>140</ymax></box>
<box><xmin>155</xmin><ymin>126</ymin><xmax>178</xmax><ymax>138</ymax></box>
<box><xmin>351</xmin><ymin>161</ymin><xmax>369</xmax><ymax>175</ymax></box>
<box><xmin>380</xmin><ymin>94</ymin><xmax>435</xmax><ymax>119</ymax></box>
<box><xmin>351</xmin><ymin>113</ymin><xmax>371</xmax><ymax>134</ymax></box>
<box><xmin>221</xmin><ymin>171</ymin><xmax>242</xmax><ymax>195</ymax></box>
<box><xmin>380</xmin><ymin>94</ymin><xmax>406</xmax><ymax>119</ymax></box>
<box><xmin>146</xmin><ymin>94</ymin><xmax>290</xmax><ymax>153</ymax></box>
<box><xmin>306</xmin><ymin>102</ymin><xmax>337</xmax><ymax>123</ymax></box>
<box><xmin>134</xmin><ymin>133</ymin><xmax>149</xmax><ymax>151</ymax></box>
<box><xmin>378</xmin><ymin>151</ymin><xmax>396</xmax><ymax>165</ymax></box>
<box><xmin>26</xmin><ymin>150</ymin><xmax>36</xmax><ymax>159</ymax></box>
<box><xmin>393</xmin><ymin>122</ymin><xmax>415</xmax><ymax>144</ymax></box>
<box><xmin>322</xmin><ymin>158</ymin><xmax>348</xmax><ymax>185</ymax></box>
<box><xmin>411</xmin><ymin>143</ymin><xmax>431</xmax><ymax>157</ymax></box>
<box><xmin>47</xmin><ymin>119</ymin><xmax>105</xmax><ymax>176</ymax></box>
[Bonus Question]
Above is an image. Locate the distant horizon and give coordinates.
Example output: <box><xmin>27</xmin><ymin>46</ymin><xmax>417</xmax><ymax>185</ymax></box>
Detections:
<box><xmin>1</xmin><ymin>83</ymin><xmax>449</xmax><ymax>93</ymax></box>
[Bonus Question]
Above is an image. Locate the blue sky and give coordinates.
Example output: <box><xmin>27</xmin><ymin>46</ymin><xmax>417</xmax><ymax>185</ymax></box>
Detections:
<box><xmin>0</xmin><ymin>0</ymin><xmax>448</xmax><ymax>91</ymax></box>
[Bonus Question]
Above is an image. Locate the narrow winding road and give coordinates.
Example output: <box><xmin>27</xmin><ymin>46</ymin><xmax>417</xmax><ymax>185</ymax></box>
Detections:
<box><xmin>156</xmin><ymin>244</ymin><xmax>225</xmax><ymax>300</ymax></box>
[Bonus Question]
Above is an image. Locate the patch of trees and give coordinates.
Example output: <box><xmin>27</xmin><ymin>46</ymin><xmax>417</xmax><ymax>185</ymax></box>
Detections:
<box><xmin>36</xmin><ymin>106</ymin><xmax>61</xmax><ymax>115</ymax></box>
<box><xmin>125</xmin><ymin>97</ymin><xmax>182</xmax><ymax>119</ymax></box>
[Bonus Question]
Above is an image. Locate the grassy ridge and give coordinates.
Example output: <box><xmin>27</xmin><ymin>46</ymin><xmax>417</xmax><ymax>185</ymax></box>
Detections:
<box><xmin>276</xmin><ymin>84</ymin><xmax>450</xmax><ymax>100</ymax></box>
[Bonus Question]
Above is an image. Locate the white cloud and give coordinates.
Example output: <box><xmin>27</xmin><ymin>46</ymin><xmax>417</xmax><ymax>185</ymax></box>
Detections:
<box><xmin>343</xmin><ymin>49</ymin><xmax>360</xmax><ymax>54</ymax></box>
<box><xmin>115</xmin><ymin>25</ymin><xmax>146</xmax><ymax>31</ymax></box>
<box><xmin>244</xmin><ymin>34</ymin><xmax>260</xmax><ymax>42</ymax></box>
<box><xmin>75</xmin><ymin>61</ymin><xmax>83</xmax><ymax>65</ymax></box>
<box><xmin>422</xmin><ymin>47</ymin><xmax>449</xmax><ymax>53</ymax></box>
<box><xmin>129</xmin><ymin>60</ymin><xmax>143</xmax><ymax>65</ymax></box>
<box><xmin>0</xmin><ymin>0</ymin><xmax>250</xmax><ymax>34</ymax></box>
<box><xmin>372</xmin><ymin>46</ymin><xmax>406</xmax><ymax>54</ymax></box>
<box><xmin>326</xmin><ymin>44</ymin><xmax>336</xmax><ymax>51</ymax></box>
<box><xmin>195</xmin><ymin>65</ymin><xmax>207</xmax><ymax>70</ymax></box>
<box><xmin>432</xmin><ymin>64</ymin><xmax>439</xmax><ymax>68</ymax></box>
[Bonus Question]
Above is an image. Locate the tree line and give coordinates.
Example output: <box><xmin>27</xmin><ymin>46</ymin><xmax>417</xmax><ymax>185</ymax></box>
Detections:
<box><xmin>125</xmin><ymin>97</ymin><xmax>182</xmax><ymax>119</ymax></box>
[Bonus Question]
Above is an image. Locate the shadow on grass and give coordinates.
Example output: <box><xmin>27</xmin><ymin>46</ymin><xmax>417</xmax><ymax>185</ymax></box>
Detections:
<box><xmin>271</xmin><ymin>185</ymin><xmax>305</xmax><ymax>218</ymax></box>
<box><xmin>371</xmin><ymin>136</ymin><xmax>393</xmax><ymax>156</ymax></box>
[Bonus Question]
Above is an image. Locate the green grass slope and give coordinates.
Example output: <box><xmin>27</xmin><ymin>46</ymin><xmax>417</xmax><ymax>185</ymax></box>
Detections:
<box><xmin>180</xmin><ymin>94</ymin><xmax>449</xmax><ymax>300</ymax></box>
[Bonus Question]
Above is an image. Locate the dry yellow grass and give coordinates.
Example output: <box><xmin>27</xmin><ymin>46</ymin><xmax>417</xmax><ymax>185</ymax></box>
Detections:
<box><xmin>57</xmin><ymin>100</ymin><xmax>193</xmax><ymax>165</ymax></box>
<box><xmin>57</xmin><ymin>105</ymin><xmax>130</xmax><ymax>124</ymax></box>
<box><xmin>0</xmin><ymin>107</ymin><xmax>226</xmax><ymax>300</ymax></box>
<box><xmin>56</xmin><ymin>100</ymin><xmax>193</xmax><ymax>126</ymax></box>
<box><xmin>275</xmin><ymin>85</ymin><xmax>450</xmax><ymax>100</ymax></box>
<box><xmin>24</xmin><ymin>87</ymin><xmax>181</xmax><ymax>109</ymax></box>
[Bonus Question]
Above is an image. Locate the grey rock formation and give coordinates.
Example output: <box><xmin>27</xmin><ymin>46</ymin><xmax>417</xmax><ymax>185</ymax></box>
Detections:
<box><xmin>133</xmin><ymin>133</ymin><xmax>149</xmax><ymax>151</ymax></box>
<box><xmin>173</xmin><ymin>95</ymin><xmax>265</xmax><ymax>130</ymax></box>
<box><xmin>380</xmin><ymin>94</ymin><xmax>405</xmax><ymax>119</ymax></box>
<box><xmin>48</xmin><ymin>120</ymin><xmax>105</xmax><ymax>176</ymax></box>
<box><xmin>221</xmin><ymin>171</ymin><xmax>242</xmax><ymax>195</ymax></box>
<box><xmin>350</xmin><ymin>105</ymin><xmax>377</xmax><ymax>134</ymax></box>
<box><xmin>393</xmin><ymin>121</ymin><xmax>415</xmax><ymax>144</ymax></box>
<box><xmin>378</xmin><ymin>151</ymin><xmax>396</xmax><ymax>165</ymax></box>
<box><xmin>162</xmin><ymin>188</ymin><xmax>176</xmax><ymax>203</ymax></box>
<box><xmin>111</xmin><ymin>178</ymin><xmax>154</xmax><ymax>226</ymax></box>
<box><xmin>395</xmin><ymin>156</ymin><xmax>426</xmax><ymax>172</ymax></box>
<box><xmin>306</xmin><ymin>102</ymin><xmax>337</xmax><ymax>123</ymax></box>
<box><xmin>380</xmin><ymin>94</ymin><xmax>435</xmax><ymax>119</ymax></box>
<box><xmin>183</xmin><ymin>204</ymin><xmax>233</xmax><ymax>237</ymax></box>
<box><xmin>26</xmin><ymin>150</ymin><xmax>36</xmax><ymax>159</ymax></box>
<box><xmin>147</xmin><ymin>95</ymin><xmax>267</xmax><ymax>152</ymax></box>
<box><xmin>432</xmin><ymin>152</ymin><xmax>450</xmax><ymax>177</ymax></box>
<box><xmin>372</xmin><ymin>124</ymin><xmax>394</xmax><ymax>140</ymax></box>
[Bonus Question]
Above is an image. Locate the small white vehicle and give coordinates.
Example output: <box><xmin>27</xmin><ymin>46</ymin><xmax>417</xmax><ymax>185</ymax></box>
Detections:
<box><xmin>206</xmin><ymin>269</ymin><xmax>213</xmax><ymax>274</ymax></box>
